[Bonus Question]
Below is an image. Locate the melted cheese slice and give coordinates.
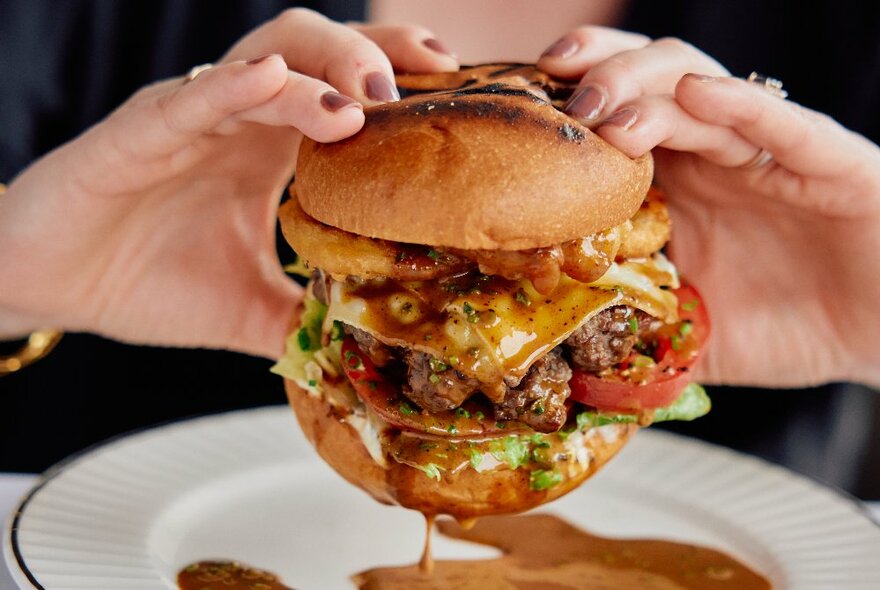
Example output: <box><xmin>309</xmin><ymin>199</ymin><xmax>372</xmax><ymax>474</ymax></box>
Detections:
<box><xmin>327</xmin><ymin>254</ymin><xmax>678</xmax><ymax>401</ymax></box>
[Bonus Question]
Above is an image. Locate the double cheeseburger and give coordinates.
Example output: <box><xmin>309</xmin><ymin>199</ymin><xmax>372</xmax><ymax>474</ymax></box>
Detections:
<box><xmin>273</xmin><ymin>64</ymin><xmax>710</xmax><ymax>519</ymax></box>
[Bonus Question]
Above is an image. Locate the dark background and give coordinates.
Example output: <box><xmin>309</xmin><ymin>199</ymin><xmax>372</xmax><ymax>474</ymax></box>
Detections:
<box><xmin>1</xmin><ymin>0</ymin><xmax>878</xmax><ymax>498</ymax></box>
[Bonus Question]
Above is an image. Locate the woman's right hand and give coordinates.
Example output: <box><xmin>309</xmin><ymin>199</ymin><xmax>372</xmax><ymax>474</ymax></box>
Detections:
<box><xmin>0</xmin><ymin>9</ymin><xmax>458</xmax><ymax>359</ymax></box>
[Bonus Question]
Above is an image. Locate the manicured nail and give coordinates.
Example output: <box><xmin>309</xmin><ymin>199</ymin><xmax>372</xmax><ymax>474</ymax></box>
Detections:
<box><xmin>564</xmin><ymin>85</ymin><xmax>606</xmax><ymax>121</ymax></box>
<box><xmin>321</xmin><ymin>91</ymin><xmax>361</xmax><ymax>112</ymax></box>
<box><xmin>423</xmin><ymin>38</ymin><xmax>457</xmax><ymax>58</ymax></box>
<box><xmin>541</xmin><ymin>37</ymin><xmax>579</xmax><ymax>59</ymax></box>
<box><xmin>364</xmin><ymin>71</ymin><xmax>400</xmax><ymax>102</ymax></box>
<box><xmin>246</xmin><ymin>54</ymin><xmax>274</xmax><ymax>65</ymax></box>
<box><xmin>685</xmin><ymin>73</ymin><xmax>717</xmax><ymax>82</ymax></box>
<box><xmin>601</xmin><ymin>107</ymin><xmax>639</xmax><ymax>130</ymax></box>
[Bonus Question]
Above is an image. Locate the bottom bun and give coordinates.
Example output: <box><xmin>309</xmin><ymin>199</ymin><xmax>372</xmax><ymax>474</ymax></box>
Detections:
<box><xmin>285</xmin><ymin>379</ymin><xmax>636</xmax><ymax>518</ymax></box>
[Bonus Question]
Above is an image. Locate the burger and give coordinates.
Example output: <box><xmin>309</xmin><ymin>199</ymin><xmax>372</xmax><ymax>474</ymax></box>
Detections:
<box><xmin>272</xmin><ymin>64</ymin><xmax>710</xmax><ymax>519</ymax></box>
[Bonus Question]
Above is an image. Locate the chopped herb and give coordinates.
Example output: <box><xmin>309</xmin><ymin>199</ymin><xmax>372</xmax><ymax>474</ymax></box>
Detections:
<box><xmin>330</xmin><ymin>320</ymin><xmax>345</xmax><ymax>341</ymax></box>
<box><xmin>399</xmin><ymin>402</ymin><xmax>416</xmax><ymax>416</ymax></box>
<box><xmin>489</xmin><ymin>436</ymin><xmax>529</xmax><ymax>470</ymax></box>
<box><xmin>463</xmin><ymin>301</ymin><xmax>480</xmax><ymax>323</ymax></box>
<box><xmin>418</xmin><ymin>441</ymin><xmax>438</xmax><ymax>451</ymax></box>
<box><xmin>530</xmin><ymin>469</ymin><xmax>563</xmax><ymax>491</ymax></box>
<box><xmin>435</xmin><ymin>453</ymin><xmax>448</xmax><ymax>459</ymax></box>
<box><xmin>448</xmin><ymin>355</ymin><xmax>460</xmax><ymax>366</ymax></box>
<box><xmin>671</xmin><ymin>335</ymin><xmax>682</xmax><ymax>351</ymax></box>
<box><xmin>429</xmin><ymin>373</ymin><xmax>441</xmax><ymax>384</ymax></box>
<box><xmin>495</xmin><ymin>421</ymin><xmax>507</xmax><ymax>429</ymax></box>
<box><xmin>529</xmin><ymin>434</ymin><xmax>551</xmax><ymax>448</ymax></box>
<box><xmin>532</xmin><ymin>404</ymin><xmax>545</xmax><ymax>415</ymax></box>
<box><xmin>468</xmin><ymin>449</ymin><xmax>483</xmax><ymax>470</ymax></box>
<box><xmin>344</xmin><ymin>349</ymin><xmax>362</xmax><ymax>369</ymax></box>
<box><xmin>395</xmin><ymin>250</ymin><xmax>407</xmax><ymax>263</ymax></box>
<box><xmin>475</xmin><ymin>411</ymin><xmax>485</xmax><ymax>421</ymax></box>
<box><xmin>297</xmin><ymin>328</ymin><xmax>311</xmax><ymax>352</ymax></box>
<box><xmin>633</xmin><ymin>354</ymin><xmax>655</xmax><ymax>368</ymax></box>
<box><xmin>447</xmin><ymin>424</ymin><xmax>458</xmax><ymax>435</ymax></box>
<box><xmin>515</xmin><ymin>289</ymin><xmax>531</xmax><ymax>306</ymax></box>
<box><xmin>628</xmin><ymin>316</ymin><xmax>639</xmax><ymax>333</ymax></box>
<box><xmin>416</xmin><ymin>463</ymin><xmax>444</xmax><ymax>481</ymax></box>
<box><xmin>429</xmin><ymin>358</ymin><xmax>450</xmax><ymax>373</ymax></box>
<box><xmin>307</xmin><ymin>379</ymin><xmax>317</xmax><ymax>387</ymax></box>
<box><xmin>679</xmin><ymin>321</ymin><xmax>693</xmax><ymax>337</ymax></box>
<box><xmin>455</xmin><ymin>407</ymin><xmax>472</xmax><ymax>419</ymax></box>
<box><xmin>682</xmin><ymin>299</ymin><xmax>700</xmax><ymax>311</ymax></box>
<box><xmin>557</xmin><ymin>427</ymin><xmax>575</xmax><ymax>441</ymax></box>
<box><xmin>426</xmin><ymin>249</ymin><xmax>441</xmax><ymax>261</ymax></box>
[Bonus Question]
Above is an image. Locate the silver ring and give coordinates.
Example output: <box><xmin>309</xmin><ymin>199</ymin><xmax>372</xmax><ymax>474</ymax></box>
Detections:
<box><xmin>740</xmin><ymin>147</ymin><xmax>774</xmax><ymax>170</ymax></box>
<box><xmin>747</xmin><ymin>71</ymin><xmax>788</xmax><ymax>99</ymax></box>
<box><xmin>184</xmin><ymin>63</ymin><xmax>214</xmax><ymax>84</ymax></box>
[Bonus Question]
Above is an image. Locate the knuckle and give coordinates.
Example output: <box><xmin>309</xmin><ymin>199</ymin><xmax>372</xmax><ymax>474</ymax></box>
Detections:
<box><xmin>654</xmin><ymin>36</ymin><xmax>697</xmax><ymax>55</ymax></box>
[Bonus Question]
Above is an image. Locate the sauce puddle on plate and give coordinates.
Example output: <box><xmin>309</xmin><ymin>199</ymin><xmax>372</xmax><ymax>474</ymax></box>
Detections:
<box><xmin>178</xmin><ymin>514</ymin><xmax>771</xmax><ymax>590</ymax></box>
<box><xmin>354</xmin><ymin>514</ymin><xmax>771</xmax><ymax>590</ymax></box>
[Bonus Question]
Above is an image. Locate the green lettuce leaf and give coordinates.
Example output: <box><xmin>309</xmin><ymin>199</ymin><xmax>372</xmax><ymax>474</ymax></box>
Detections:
<box><xmin>652</xmin><ymin>383</ymin><xmax>711</xmax><ymax>423</ymax></box>
<box><xmin>270</xmin><ymin>298</ymin><xmax>327</xmax><ymax>387</ymax></box>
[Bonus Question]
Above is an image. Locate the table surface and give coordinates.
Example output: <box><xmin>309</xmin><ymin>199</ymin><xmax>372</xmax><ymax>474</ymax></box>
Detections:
<box><xmin>1</xmin><ymin>473</ymin><xmax>878</xmax><ymax>589</ymax></box>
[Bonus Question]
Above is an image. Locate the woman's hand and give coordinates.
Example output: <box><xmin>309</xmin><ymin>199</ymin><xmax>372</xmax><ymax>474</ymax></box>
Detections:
<box><xmin>0</xmin><ymin>9</ymin><xmax>457</xmax><ymax>359</ymax></box>
<box><xmin>539</xmin><ymin>28</ymin><xmax>880</xmax><ymax>387</ymax></box>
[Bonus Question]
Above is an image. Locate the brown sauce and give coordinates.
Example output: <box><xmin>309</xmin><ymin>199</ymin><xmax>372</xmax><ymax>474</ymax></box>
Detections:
<box><xmin>353</xmin><ymin>514</ymin><xmax>771</xmax><ymax>590</ymax></box>
<box><xmin>178</xmin><ymin>514</ymin><xmax>770</xmax><ymax>590</ymax></box>
<box><xmin>178</xmin><ymin>560</ymin><xmax>295</xmax><ymax>590</ymax></box>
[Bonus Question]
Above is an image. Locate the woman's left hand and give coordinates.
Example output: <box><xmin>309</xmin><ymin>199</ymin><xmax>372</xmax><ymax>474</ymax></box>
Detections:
<box><xmin>538</xmin><ymin>28</ymin><xmax>880</xmax><ymax>388</ymax></box>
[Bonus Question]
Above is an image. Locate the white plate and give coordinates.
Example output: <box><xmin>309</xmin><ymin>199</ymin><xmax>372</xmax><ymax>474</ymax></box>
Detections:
<box><xmin>4</xmin><ymin>406</ymin><xmax>880</xmax><ymax>589</ymax></box>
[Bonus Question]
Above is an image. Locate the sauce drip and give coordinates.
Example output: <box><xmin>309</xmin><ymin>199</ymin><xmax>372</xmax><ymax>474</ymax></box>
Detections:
<box><xmin>419</xmin><ymin>514</ymin><xmax>436</xmax><ymax>574</ymax></box>
<box><xmin>178</xmin><ymin>560</ymin><xmax>295</xmax><ymax>590</ymax></box>
<box><xmin>353</xmin><ymin>514</ymin><xmax>771</xmax><ymax>590</ymax></box>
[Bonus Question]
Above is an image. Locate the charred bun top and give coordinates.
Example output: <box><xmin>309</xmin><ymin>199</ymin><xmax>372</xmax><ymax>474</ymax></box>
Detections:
<box><xmin>293</xmin><ymin>64</ymin><xmax>653</xmax><ymax>251</ymax></box>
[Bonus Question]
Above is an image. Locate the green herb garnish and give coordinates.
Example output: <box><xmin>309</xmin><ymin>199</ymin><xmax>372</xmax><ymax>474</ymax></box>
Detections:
<box><xmin>307</xmin><ymin>379</ymin><xmax>317</xmax><ymax>387</ymax></box>
<box><xmin>329</xmin><ymin>320</ymin><xmax>345</xmax><ymax>341</ymax></box>
<box><xmin>530</xmin><ymin>469</ymin><xmax>563</xmax><ymax>491</ymax></box>
<box><xmin>297</xmin><ymin>328</ymin><xmax>311</xmax><ymax>352</ymax></box>
<box><xmin>475</xmin><ymin>411</ymin><xmax>485</xmax><ymax>421</ymax></box>
<box><xmin>426</xmin><ymin>249</ymin><xmax>441</xmax><ymax>261</ymax></box>
<box><xmin>429</xmin><ymin>358</ymin><xmax>450</xmax><ymax>373</ymax></box>
<box><xmin>679</xmin><ymin>321</ymin><xmax>693</xmax><ymax>337</ymax></box>
<box><xmin>455</xmin><ymin>407</ymin><xmax>472</xmax><ymax>419</ymax></box>
<box><xmin>468</xmin><ymin>449</ymin><xmax>483</xmax><ymax>470</ymax></box>
<box><xmin>628</xmin><ymin>316</ymin><xmax>639</xmax><ymax>333</ymax></box>
<box><xmin>429</xmin><ymin>373</ymin><xmax>441</xmax><ymax>384</ymax></box>
<box><xmin>682</xmin><ymin>299</ymin><xmax>699</xmax><ymax>311</ymax></box>
<box><xmin>399</xmin><ymin>402</ymin><xmax>416</xmax><ymax>416</ymax></box>
<box><xmin>417</xmin><ymin>463</ymin><xmax>444</xmax><ymax>481</ymax></box>
<box><xmin>515</xmin><ymin>289</ymin><xmax>531</xmax><ymax>306</ymax></box>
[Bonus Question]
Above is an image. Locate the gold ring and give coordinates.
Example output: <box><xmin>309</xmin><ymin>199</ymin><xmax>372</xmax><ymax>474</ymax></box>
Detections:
<box><xmin>0</xmin><ymin>182</ymin><xmax>65</xmax><ymax>376</ymax></box>
<box><xmin>185</xmin><ymin>63</ymin><xmax>214</xmax><ymax>84</ymax></box>
<box><xmin>747</xmin><ymin>71</ymin><xmax>788</xmax><ymax>99</ymax></box>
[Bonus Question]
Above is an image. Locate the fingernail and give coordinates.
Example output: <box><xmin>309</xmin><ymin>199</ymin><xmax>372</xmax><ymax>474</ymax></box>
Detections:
<box><xmin>564</xmin><ymin>85</ymin><xmax>607</xmax><ymax>122</ymax></box>
<box><xmin>601</xmin><ymin>107</ymin><xmax>639</xmax><ymax>130</ymax></box>
<box><xmin>423</xmin><ymin>38</ymin><xmax>457</xmax><ymax>59</ymax></box>
<box><xmin>364</xmin><ymin>71</ymin><xmax>400</xmax><ymax>102</ymax></box>
<box><xmin>246</xmin><ymin>54</ymin><xmax>274</xmax><ymax>65</ymax></box>
<box><xmin>541</xmin><ymin>37</ymin><xmax>579</xmax><ymax>59</ymax></box>
<box><xmin>321</xmin><ymin>91</ymin><xmax>361</xmax><ymax>112</ymax></box>
<box><xmin>685</xmin><ymin>73</ymin><xmax>717</xmax><ymax>82</ymax></box>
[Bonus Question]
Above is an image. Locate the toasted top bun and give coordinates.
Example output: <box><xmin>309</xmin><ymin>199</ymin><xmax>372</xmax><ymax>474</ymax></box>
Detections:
<box><xmin>293</xmin><ymin>64</ymin><xmax>653</xmax><ymax>251</ymax></box>
<box><xmin>285</xmin><ymin>377</ymin><xmax>636</xmax><ymax>518</ymax></box>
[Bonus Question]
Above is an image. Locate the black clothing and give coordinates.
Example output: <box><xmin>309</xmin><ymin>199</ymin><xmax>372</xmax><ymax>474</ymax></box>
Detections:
<box><xmin>1</xmin><ymin>0</ymin><xmax>879</xmax><ymax>498</ymax></box>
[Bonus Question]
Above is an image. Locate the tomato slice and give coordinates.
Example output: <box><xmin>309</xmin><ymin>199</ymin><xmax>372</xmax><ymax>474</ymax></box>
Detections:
<box><xmin>568</xmin><ymin>283</ymin><xmax>709</xmax><ymax>413</ymax></box>
<box><xmin>340</xmin><ymin>337</ymin><xmax>526</xmax><ymax>437</ymax></box>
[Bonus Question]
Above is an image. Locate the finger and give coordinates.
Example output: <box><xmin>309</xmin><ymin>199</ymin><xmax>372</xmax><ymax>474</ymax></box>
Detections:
<box><xmin>675</xmin><ymin>74</ymin><xmax>874</xmax><ymax>177</ymax></box>
<box><xmin>537</xmin><ymin>25</ymin><xmax>650</xmax><ymax>78</ymax></box>
<box><xmin>233</xmin><ymin>65</ymin><xmax>365</xmax><ymax>143</ymax></box>
<box><xmin>595</xmin><ymin>94</ymin><xmax>758</xmax><ymax>166</ymax></box>
<box><xmin>563</xmin><ymin>37</ymin><xmax>728</xmax><ymax>126</ymax></box>
<box><xmin>352</xmin><ymin>23</ymin><xmax>459</xmax><ymax>73</ymax></box>
<box><xmin>224</xmin><ymin>8</ymin><xmax>399</xmax><ymax>106</ymax></box>
<box><xmin>108</xmin><ymin>56</ymin><xmax>292</xmax><ymax>160</ymax></box>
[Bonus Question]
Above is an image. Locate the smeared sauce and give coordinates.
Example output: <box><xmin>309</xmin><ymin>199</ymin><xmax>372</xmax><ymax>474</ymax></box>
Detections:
<box><xmin>178</xmin><ymin>560</ymin><xmax>295</xmax><ymax>590</ymax></box>
<box><xmin>419</xmin><ymin>514</ymin><xmax>436</xmax><ymax>574</ymax></box>
<box><xmin>354</xmin><ymin>514</ymin><xmax>771</xmax><ymax>590</ymax></box>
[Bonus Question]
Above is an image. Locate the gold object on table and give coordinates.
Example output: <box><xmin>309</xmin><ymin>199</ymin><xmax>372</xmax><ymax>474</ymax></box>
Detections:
<box><xmin>0</xmin><ymin>182</ymin><xmax>64</xmax><ymax>376</ymax></box>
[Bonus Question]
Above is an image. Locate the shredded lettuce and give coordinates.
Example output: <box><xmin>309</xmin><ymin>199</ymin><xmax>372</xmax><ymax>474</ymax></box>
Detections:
<box><xmin>282</xmin><ymin>253</ymin><xmax>312</xmax><ymax>278</ymax></box>
<box><xmin>652</xmin><ymin>382</ymin><xmax>711</xmax><ymax>423</ymax></box>
<box><xmin>270</xmin><ymin>298</ymin><xmax>328</xmax><ymax>389</ymax></box>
